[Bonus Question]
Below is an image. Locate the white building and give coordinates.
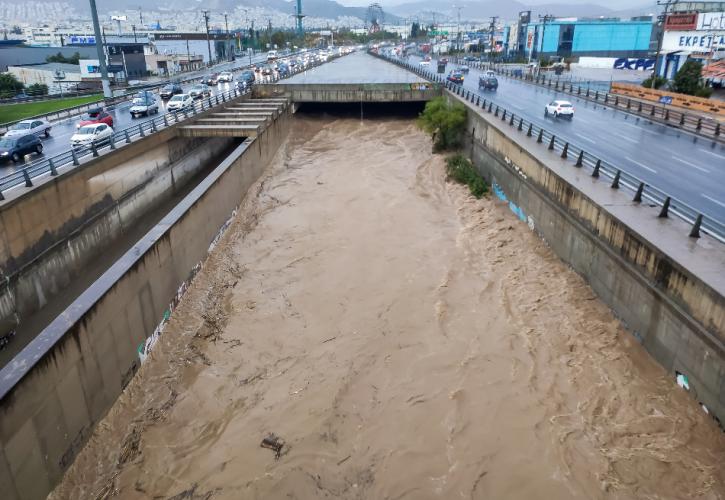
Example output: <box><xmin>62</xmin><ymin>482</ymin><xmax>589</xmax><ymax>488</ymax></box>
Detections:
<box><xmin>7</xmin><ymin>62</ymin><xmax>83</xmax><ymax>95</ymax></box>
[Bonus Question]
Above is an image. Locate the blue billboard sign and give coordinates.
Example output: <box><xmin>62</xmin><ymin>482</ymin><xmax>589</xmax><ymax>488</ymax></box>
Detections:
<box><xmin>69</xmin><ymin>35</ymin><xmax>96</xmax><ymax>45</ymax></box>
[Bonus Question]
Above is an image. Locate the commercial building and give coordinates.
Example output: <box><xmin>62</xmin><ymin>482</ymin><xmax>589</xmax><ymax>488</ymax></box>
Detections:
<box><xmin>657</xmin><ymin>9</ymin><xmax>725</xmax><ymax>79</ymax></box>
<box><xmin>6</xmin><ymin>62</ymin><xmax>83</xmax><ymax>95</ymax></box>
<box><xmin>522</xmin><ymin>18</ymin><xmax>654</xmax><ymax>60</ymax></box>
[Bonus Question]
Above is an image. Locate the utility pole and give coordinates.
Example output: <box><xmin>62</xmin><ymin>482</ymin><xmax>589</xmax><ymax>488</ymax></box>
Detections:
<box><xmin>455</xmin><ymin>6</ymin><xmax>462</xmax><ymax>54</ymax></box>
<box><xmin>132</xmin><ymin>24</ymin><xmax>137</xmax><ymax>43</ymax></box>
<box><xmin>538</xmin><ymin>14</ymin><xmax>553</xmax><ymax>65</ymax></box>
<box><xmin>488</xmin><ymin>16</ymin><xmax>498</xmax><ymax>61</ymax></box>
<box><xmin>202</xmin><ymin>10</ymin><xmax>212</xmax><ymax>66</ymax></box>
<box><xmin>652</xmin><ymin>0</ymin><xmax>674</xmax><ymax>87</ymax></box>
<box><xmin>88</xmin><ymin>0</ymin><xmax>112</xmax><ymax>98</ymax></box>
<box><xmin>224</xmin><ymin>13</ymin><xmax>230</xmax><ymax>61</ymax></box>
<box><xmin>186</xmin><ymin>39</ymin><xmax>191</xmax><ymax>71</ymax></box>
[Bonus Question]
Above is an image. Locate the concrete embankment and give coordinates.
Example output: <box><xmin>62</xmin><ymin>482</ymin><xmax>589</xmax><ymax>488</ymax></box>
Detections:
<box><xmin>447</xmin><ymin>90</ymin><xmax>725</xmax><ymax>423</ymax></box>
<box><xmin>0</xmin><ymin>101</ymin><xmax>290</xmax><ymax>499</ymax></box>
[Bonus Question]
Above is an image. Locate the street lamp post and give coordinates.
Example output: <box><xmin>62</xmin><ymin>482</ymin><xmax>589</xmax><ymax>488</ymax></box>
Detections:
<box><xmin>202</xmin><ymin>10</ymin><xmax>213</xmax><ymax>66</ymax></box>
<box><xmin>88</xmin><ymin>0</ymin><xmax>112</xmax><ymax>98</ymax></box>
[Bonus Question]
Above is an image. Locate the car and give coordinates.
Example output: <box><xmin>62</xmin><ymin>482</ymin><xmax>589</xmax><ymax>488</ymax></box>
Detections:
<box><xmin>77</xmin><ymin>107</ymin><xmax>113</xmax><ymax>129</ymax></box>
<box><xmin>129</xmin><ymin>96</ymin><xmax>159</xmax><ymax>117</ymax></box>
<box><xmin>159</xmin><ymin>83</ymin><xmax>183</xmax><ymax>100</ymax></box>
<box><xmin>447</xmin><ymin>70</ymin><xmax>465</xmax><ymax>84</ymax></box>
<box><xmin>70</xmin><ymin>123</ymin><xmax>114</xmax><ymax>147</ymax></box>
<box><xmin>459</xmin><ymin>65</ymin><xmax>470</xmax><ymax>73</ymax></box>
<box><xmin>188</xmin><ymin>84</ymin><xmax>211</xmax><ymax>99</ymax></box>
<box><xmin>236</xmin><ymin>70</ymin><xmax>255</xmax><ymax>87</ymax></box>
<box><xmin>201</xmin><ymin>73</ymin><xmax>219</xmax><ymax>85</ymax></box>
<box><xmin>134</xmin><ymin>90</ymin><xmax>155</xmax><ymax>101</ymax></box>
<box><xmin>464</xmin><ymin>55</ymin><xmax>476</xmax><ymax>62</ymax></box>
<box><xmin>166</xmin><ymin>94</ymin><xmax>193</xmax><ymax>112</ymax></box>
<box><xmin>439</xmin><ymin>57</ymin><xmax>449</xmax><ymax>65</ymax></box>
<box><xmin>267</xmin><ymin>50</ymin><xmax>278</xmax><ymax>61</ymax></box>
<box><xmin>260</xmin><ymin>64</ymin><xmax>273</xmax><ymax>76</ymax></box>
<box><xmin>484</xmin><ymin>70</ymin><xmax>496</xmax><ymax>78</ymax></box>
<box><xmin>545</xmin><ymin>100</ymin><xmax>575</xmax><ymax>119</ymax></box>
<box><xmin>4</xmin><ymin>119</ymin><xmax>51</xmax><ymax>138</ymax></box>
<box><xmin>277</xmin><ymin>63</ymin><xmax>290</xmax><ymax>78</ymax></box>
<box><xmin>218</xmin><ymin>71</ymin><xmax>233</xmax><ymax>83</ymax></box>
<box><xmin>0</xmin><ymin>134</ymin><xmax>43</xmax><ymax>163</ymax></box>
<box><xmin>419</xmin><ymin>57</ymin><xmax>431</xmax><ymax>66</ymax></box>
<box><xmin>479</xmin><ymin>76</ymin><xmax>498</xmax><ymax>90</ymax></box>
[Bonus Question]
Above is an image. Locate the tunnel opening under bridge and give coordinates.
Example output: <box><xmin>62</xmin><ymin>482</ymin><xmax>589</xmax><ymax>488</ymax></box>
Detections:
<box><xmin>295</xmin><ymin>101</ymin><xmax>427</xmax><ymax>119</ymax></box>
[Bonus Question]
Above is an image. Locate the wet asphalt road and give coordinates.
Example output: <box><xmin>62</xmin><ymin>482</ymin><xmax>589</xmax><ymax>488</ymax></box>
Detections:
<box><xmin>408</xmin><ymin>55</ymin><xmax>725</xmax><ymax>222</ymax></box>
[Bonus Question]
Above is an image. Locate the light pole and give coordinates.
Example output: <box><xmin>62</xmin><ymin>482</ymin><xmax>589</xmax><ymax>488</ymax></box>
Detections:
<box><xmin>652</xmin><ymin>0</ymin><xmax>674</xmax><ymax>88</ymax></box>
<box><xmin>202</xmin><ymin>10</ymin><xmax>212</xmax><ymax>66</ymax></box>
<box><xmin>224</xmin><ymin>13</ymin><xmax>231</xmax><ymax>61</ymax></box>
<box><xmin>88</xmin><ymin>0</ymin><xmax>112</xmax><ymax>98</ymax></box>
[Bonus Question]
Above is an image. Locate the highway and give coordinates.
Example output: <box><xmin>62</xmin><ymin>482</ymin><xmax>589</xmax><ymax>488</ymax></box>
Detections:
<box><xmin>0</xmin><ymin>51</ymin><xmax>308</xmax><ymax>176</ymax></box>
<box><xmin>408</xmin><ymin>54</ymin><xmax>725</xmax><ymax>222</ymax></box>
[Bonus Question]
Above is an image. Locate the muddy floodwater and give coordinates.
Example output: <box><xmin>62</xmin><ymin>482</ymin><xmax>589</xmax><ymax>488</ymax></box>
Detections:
<box><xmin>51</xmin><ymin>116</ymin><xmax>725</xmax><ymax>500</ymax></box>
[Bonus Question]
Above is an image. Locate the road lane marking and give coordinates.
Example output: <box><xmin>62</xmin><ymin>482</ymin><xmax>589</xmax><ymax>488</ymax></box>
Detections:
<box><xmin>672</xmin><ymin>155</ymin><xmax>710</xmax><ymax>173</ymax></box>
<box><xmin>572</xmin><ymin>116</ymin><xmax>593</xmax><ymax>124</ymax></box>
<box><xmin>702</xmin><ymin>194</ymin><xmax>725</xmax><ymax>209</ymax></box>
<box><xmin>614</xmin><ymin>133</ymin><xmax>639</xmax><ymax>144</ymax></box>
<box><xmin>701</xmin><ymin>149</ymin><xmax>725</xmax><ymax>160</ymax></box>
<box><xmin>574</xmin><ymin>133</ymin><xmax>596</xmax><ymax>144</ymax></box>
<box><xmin>625</xmin><ymin>156</ymin><xmax>657</xmax><ymax>173</ymax></box>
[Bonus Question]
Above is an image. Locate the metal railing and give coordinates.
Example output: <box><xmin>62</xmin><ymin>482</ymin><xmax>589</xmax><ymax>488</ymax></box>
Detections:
<box><xmin>455</xmin><ymin>58</ymin><xmax>723</xmax><ymax>142</ymax></box>
<box><xmin>376</xmin><ymin>52</ymin><xmax>725</xmax><ymax>244</ymax></box>
<box><xmin>0</xmin><ymin>54</ymin><xmax>342</xmax><ymax>200</ymax></box>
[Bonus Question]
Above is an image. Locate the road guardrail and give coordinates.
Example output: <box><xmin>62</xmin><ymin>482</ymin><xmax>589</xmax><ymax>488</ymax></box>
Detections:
<box><xmin>376</xmin><ymin>52</ymin><xmax>725</xmax><ymax>245</ymax></box>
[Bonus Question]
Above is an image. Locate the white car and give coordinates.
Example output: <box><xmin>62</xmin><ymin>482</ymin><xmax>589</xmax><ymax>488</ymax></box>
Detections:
<box><xmin>4</xmin><ymin>119</ymin><xmax>51</xmax><ymax>138</ymax></box>
<box><xmin>218</xmin><ymin>72</ymin><xmax>233</xmax><ymax>83</ymax></box>
<box><xmin>419</xmin><ymin>59</ymin><xmax>431</xmax><ymax>66</ymax></box>
<box><xmin>70</xmin><ymin>123</ymin><xmax>114</xmax><ymax>147</ymax></box>
<box><xmin>545</xmin><ymin>100</ymin><xmax>575</xmax><ymax>119</ymax></box>
<box><xmin>166</xmin><ymin>94</ymin><xmax>193</xmax><ymax>112</ymax></box>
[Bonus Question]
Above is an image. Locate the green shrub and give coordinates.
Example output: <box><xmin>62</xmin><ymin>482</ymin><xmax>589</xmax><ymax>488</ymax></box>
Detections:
<box><xmin>641</xmin><ymin>76</ymin><xmax>667</xmax><ymax>89</ymax></box>
<box><xmin>695</xmin><ymin>86</ymin><xmax>713</xmax><ymax>98</ymax></box>
<box><xmin>417</xmin><ymin>96</ymin><xmax>467</xmax><ymax>152</ymax></box>
<box><xmin>445</xmin><ymin>154</ymin><xmax>488</xmax><ymax>198</ymax></box>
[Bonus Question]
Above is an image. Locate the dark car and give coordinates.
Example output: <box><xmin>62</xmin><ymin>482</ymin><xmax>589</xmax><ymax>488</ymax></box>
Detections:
<box><xmin>159</xmin><ymin>83</ymin><xmax>183</xmax><ymax>100</ymax></box>
<box><xmin>459</xmin><ymin>65</ymin><xmax>470</xmax><ymax>73</ymax></box>
<box><xmin>0</xmin><ymin>134</ymin><xmax>43</xmax><ymax>163</ymax></box>
<box><xmin>439</xmin><ymin>57</ymin><xmax>449</xmax><ymax>65</ymax></box>
<box><xmin>464</xmin><ymin>55</ymin><xmax>476</xmax><ymax>62</ymax></box>
<box><xmin>447</xmin><ymin>71</ymin><xmax>465</xmax><ymax>84</ymax></box>
<box><xmin>479</xmin><ymin>76</ymin><xmax>498</xmax><ymax>90</ymax></box>
<box><xmin>277</xmin><ymin>63</ymin><xmax>290</xmax><ymax>78</ymax></box>
<box><xmin>236</xmin><ymin>70</ymin><xmax>255</xmax><ymax>89</ymax></box>
<box><xmin>201</xmin><ymin>73</ymin><xmax>219</xmax><ymax>85</ymax></box>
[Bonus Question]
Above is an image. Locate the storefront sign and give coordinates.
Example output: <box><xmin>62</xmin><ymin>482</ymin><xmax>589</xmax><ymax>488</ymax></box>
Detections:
<box><xmin>613</xmin><ymin>58</ymin><xmax>655</xmax><ymax>70</ymax></box>
<box><xmin>69</xmin><ymin>35</ymin><xmax>96</xmax><ymax>45</ymax></box>
<box><xmin>665</xmin><ymin>13</ymin><xmax>697</xmax><ymax>31</ymax></box>
<box><xmin>697</xmin><ymin>12</ymin><xmax>725</xmax><ymax>31</ymax></box>
<box><xmin>662</xmin><ymin>30</ymin><xmax>725</xmax><ymax>52</ymax></box>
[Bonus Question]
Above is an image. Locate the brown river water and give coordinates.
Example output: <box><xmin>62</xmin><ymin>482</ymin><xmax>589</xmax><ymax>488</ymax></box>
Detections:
<box><xmin>51</xmin><ymin>115</ymin><xmax>725</xmax><ymax>500</ymax></box>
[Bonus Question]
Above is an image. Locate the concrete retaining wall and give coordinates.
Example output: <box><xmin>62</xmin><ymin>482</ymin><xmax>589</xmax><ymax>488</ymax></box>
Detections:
<box><xmin>0</xmin><ymin>105</ymin><xmax>290</xmax><ymax>500</ymax></box>
<box><xmin>448</xmin><ymin>91</ymin><xmax>725</xmax><ymax>424</ymax></box>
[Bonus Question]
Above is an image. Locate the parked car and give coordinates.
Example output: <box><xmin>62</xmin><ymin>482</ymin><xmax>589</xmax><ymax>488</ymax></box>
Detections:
<box><xmin>77</xmin><ymin>107</ymin><xmax>113</xmax><ymax>129</ymax></box>
<box><xmin>447</xmin><ymin>70</ymin><xmax>465</xmax><ymax>84</ymax></box>
<box><xmin>218</xmin><ymin>71</ymin><xmax>233</xmax><ymax>83</ymax></box>
<box><xmin>188</xmin><ymin>84</ymin><xmax>212</xmax><ymax>99</ymax></box>
<box><xmin>159</xmin><ymin>83</ymin><xmax>183</xmax><ymax>100</ymax></box>
<box><xmin>166</xmin><ymin>94</ymin><xmax>193</xmax><ymax>112</ymax></box>
<box><xmin>129</xmin><ymin>96</ymin><xmax>159</xmax><ymax>117</ymax></box>
<box><xmin>0</xmin><ymin>134</ymin><xmax>43</xmax><ymax>163</ymax></box>
<box><xmin>70</xmin><ymin>123</ymin><xmax>114</xmax><ymax>147</ymax></box>
<box><xmin>544</xmin><ymin>99</ymin><xmax>575</xmax><ymax>119</ymax></box>
<box><xmin>479</xmin><ymin>76</ymin><xmax>498</xmax><ymax>90</ymax></box>
<box><xmin>4</xmin><ymin>119</ymin><xmax>51</xmax><ymax>138</ymax></box>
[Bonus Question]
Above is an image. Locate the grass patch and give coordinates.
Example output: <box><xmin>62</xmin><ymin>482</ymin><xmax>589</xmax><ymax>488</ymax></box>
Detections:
<box><xmin>0</xmin><ymin>94</ymin><xmax>103</xmax><ymax>124</ymax></box>
<box><xmin>417</xmin><ymin>96</ymin><xmax>467</xmax><ymax>152</ymax></box>
<box><xmin>446</xmin><ymin>154</ymin><xmax>488</xmax><ymax>198</ymax></box>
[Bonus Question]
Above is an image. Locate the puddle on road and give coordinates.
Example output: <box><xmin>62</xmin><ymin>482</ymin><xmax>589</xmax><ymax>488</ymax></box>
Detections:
<box><xmin>51</xmin><ymin>116</ymin><xmax>725</xmax><ymax>500</ymax></box>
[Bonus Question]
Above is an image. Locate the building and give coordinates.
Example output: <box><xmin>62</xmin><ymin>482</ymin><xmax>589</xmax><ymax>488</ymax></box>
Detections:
<box><xmin>524</xmin><ymin>18</ymin><xmax>654</xmax><ymax>60</ymax></box>
<box><xmin>657</xmin><ymin>9</ymin><xmax>725</xmax><ymax>79</ymax></box>
<box><xmin>6</xmin><ymin>62</ymin><xmax>83</xmax><ymax>95</ymax></box>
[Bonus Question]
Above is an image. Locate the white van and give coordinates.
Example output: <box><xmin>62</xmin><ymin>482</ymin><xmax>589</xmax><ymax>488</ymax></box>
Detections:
<box><xmin>267</xmin><ymin>50</ymin><xmax>278</xmax><ymax>61</ymax></box>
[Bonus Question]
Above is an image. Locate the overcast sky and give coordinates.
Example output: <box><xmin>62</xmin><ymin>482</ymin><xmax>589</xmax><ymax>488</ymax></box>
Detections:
<box><xmin>334</xmin><ymin>0</ymin><xmax>656</xmax><ymax>10</ymax></box>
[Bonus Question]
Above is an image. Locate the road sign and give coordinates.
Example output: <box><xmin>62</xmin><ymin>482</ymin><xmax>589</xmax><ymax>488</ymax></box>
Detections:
<box><xmin>658</xmin><ymin>95</ymin><xmax>673</xmax><ymax>105</ymax></box>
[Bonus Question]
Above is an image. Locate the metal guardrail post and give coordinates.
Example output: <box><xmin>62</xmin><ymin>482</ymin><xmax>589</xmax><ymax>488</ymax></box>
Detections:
<box><xmin>592</xmin><ymin>160</ymin><xmax>601</xmax><ymax>178</ymax></box>
<box><xmin>527</xmin><ymin>124</ymin><xmax>533</xmax><ymax>137</ymax></box>
<box><xmin>611</xmin><ymin>170</ymin><xmax>620</xmax><ymax>189</ymax></box>
<box><xmin>575</xmin><ymin>150</ymin><xmax>583</xmax><ymax>167</ymax></box>
<box><xmin>548</xmin><ymin>135</ymin><xmax>556</xmax><ymax>150</ymax></box>
<box><xmin>696</xmin><ymin>118</ymin><xmax>702</xmax><ymax>130</ymax></box>
<box><xmin>71</xmin><ymin>148</ymin><xmax>79</xmax><ymax>166</ymax></box>
<box><xmin>49</xmin><ymin>158</ymin><xmax>57</xmax><ymax>176</ymax></box>
<box><xmin>151</xmin><ymin>120</ymin><xmax>157</xmax><ymax>133</ymax></box>
<box><xmin>518</xmin><ymin>118</ymin><xmax>523</xmax><ymax>131</ymax></box>
<box><xmin>494</xmin><ymin>106</ymin><xmax>499</xmax><ymax>117</ymax></box>
<box><xmin>665</xmin><ymin>109</ymin><xmax>670</xmax><ymax>121</ymax></box>
<box><xmin>91</xmin><ymin>143</ymin><xmax>99</xmax><ymax>157</ymax></box>
<box><xmin>638</xmin><ymin>101</ymin><xmax>643</xmax><ymax>112</ymax></box>
<box><xmin>716</xmin><ymin>123</ymin><xmax>721</xmax><ymax>136</ymax></box>
<box><xmin>139</xmin><ymin>124</ymin><xmax>145</xmax><ymax>137</ymax></box>
<box><xmin>659</xmin><ymin>197</ymin><xmax>670</xmax><ymax>217</ymax></box>
<box><xmin>537</xmin><ymin>129</ymin><xmax>543</xmax><ymax>143</ymax></box>
<box><xmin>109</xmin><ymin>135</ymin><xmax>116</xmax><ymax>150</ymax></box>
<box><xmin>561</xmin><ymin>143</ymin><xmax>568</xmax><ymax>159</ymax></box>
<box><xmin>634</xmin><ymin>182</ymin><xmax>644</xmax><ymax>202</ymax></box>
<box><xmin>502</xmin><ymin>110</ymin><xmax>507</xmax><ymax>121</ymax></box>
<box><xmin>488</xmin><ymin>102</ymin><xmax>493</xmax><ymax>113</ymax></box>
<box><xmin>690</xmin><ymin>214</ymin><xmax>703</xmax><ymax>238</ymax></box>
<box><xmin>125</xmin><ymin>130</ymin><xmax>131</xmax><ymax>144</ymax></box>
<box><xmin>22</xmin><ymin>169</ymin><xmax>32</xmax><ymax>187</ymax></box>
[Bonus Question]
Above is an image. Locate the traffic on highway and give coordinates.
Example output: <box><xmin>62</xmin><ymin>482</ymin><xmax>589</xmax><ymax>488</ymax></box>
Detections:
<box><xmin>0</xmin><ymin>47</ymin><xmax>351</xmax><ymax>175</ymax></box>
<box><xmin>392</xmin><ymin>49</ymin><xmax>725</xmax><ymax>222</ymax></box>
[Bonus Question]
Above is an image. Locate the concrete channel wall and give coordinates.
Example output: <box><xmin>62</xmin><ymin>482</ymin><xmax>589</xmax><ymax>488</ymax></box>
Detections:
<box><xmin>447</xmin><ymin>91</ymin><xmax>725</xmax><ymax>424</ymax></box>
<box><xmin>254</xmin><ymin>83</ymin><xmax>442</xmax><ymax>103</ymax></box>
<box><xmin>0</xmin><ymin>104</ymin><xmax>291</xmax><ymax>500</ymax></box>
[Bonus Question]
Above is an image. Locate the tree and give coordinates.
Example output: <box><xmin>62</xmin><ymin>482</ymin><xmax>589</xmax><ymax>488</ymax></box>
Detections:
<box><xmin>411</xmin><ymin>22</ymin><xmax>420</xmax><ymax>38</ymax></box>
<box><xmin>417</xmin><ymin>96</ymin><xmax>467</xmax><ymax>152</ymax></box>
<box><xmin>271</xmin><ymin>31</ymin><xmax>287</xmax><ymax>49</ymax></box>
<box><xmin>0</xmin><ymin>72</ymin><xmax>23</xmax><ymax>98</ymax></box>
<box><xmin>45</xmin><ymin>51</ymin><xmax>81</xmax><ymax>65</ymax></box>
<box><xmin>26</xmin><ymin>83</ymin><xmax>48</xmax><ymax>96</ymax></box>
<box><xmin>672</xmin><ymin>59</ymin><xmax>705</xmax><ymax>96</ymax></box>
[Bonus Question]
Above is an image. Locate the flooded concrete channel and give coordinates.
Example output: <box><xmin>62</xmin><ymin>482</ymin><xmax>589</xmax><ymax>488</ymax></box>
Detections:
<box><xmin>50</xmin><ymin>111</ymin><xmax>725</xmax><ymax>499</ymax></box>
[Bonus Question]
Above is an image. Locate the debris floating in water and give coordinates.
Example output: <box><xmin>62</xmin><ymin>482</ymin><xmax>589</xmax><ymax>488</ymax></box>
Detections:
<box><xmin>260</xmin><ymin>433</ymin><xmax>286</xmax><ymax>459</ymax></box>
